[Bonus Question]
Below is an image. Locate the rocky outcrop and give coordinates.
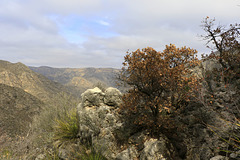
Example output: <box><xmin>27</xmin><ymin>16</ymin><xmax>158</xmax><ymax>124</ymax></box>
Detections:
<box><xmin>76</xmin><ymin>56</ymin><xmax>240</xmax><ymax>160</ymax></box>
<box><xmin>77</xmin><ymin>87</ymin><xmax>123</xmax><ymax>159</ymax></box>
<box><xmin>179</xmin><ymin>58</ymin><xmax>240</xmax><ymax>160</ymax></box>
<box><xmin>80</xmin><ymin>87</ymin><xmax>105</xmax><ymax>107</ymax></box>
<box><xmin>77</xmin><ymin>86</ymin><xmax>240</xmax><ymax>160</ymax></box>
<box><xmin>77</xmin><ymin>87</ymin><xmax>176</xmax><ymax>159</ymax></box>
<box><xmin>80</xmin><ymin>87</ymin><xmax>122</xmax><ymax>108</ymax></box>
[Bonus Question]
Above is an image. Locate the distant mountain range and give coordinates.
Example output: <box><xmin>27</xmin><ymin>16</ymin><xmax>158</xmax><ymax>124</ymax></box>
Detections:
<box><xmin>29</xmin><ymin>66</ymin><xmax>120</xmax><ymax>96</ymax></box>
<box><xmin>0</xmin><ymin>60</ymin><xmax>69</xmax><ymax>103</ymax></box>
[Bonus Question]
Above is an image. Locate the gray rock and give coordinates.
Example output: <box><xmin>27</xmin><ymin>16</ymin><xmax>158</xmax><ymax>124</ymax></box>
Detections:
<box><xmin>210</xmin><ymin>155</ymin><xmax>227</xmax><ymax>160</ymax></box>
<box><xmin>201</xmin><ymin>57</ymin><xmax>222</xmax><ymax>72</ymax></box>
<box><xmin>77</xmin><ymin>87</ymin><xmax>180</xmax><ymax>159</ymax></box>
<box><xmin>77</xmin><ymin>87</ymin><xmax>124</xmax><ymax>159</ymax></box>
<box><xmin>230</xmin><ymin>150</ymin><xmax>240</xmax><ymax>159</ymax></box>
<box><xmin>81</xmin><ymin>87</ymin><xmax>104</xmax><ymax>107</ymax></box>
<box><xmin>77</xmin><ymin>85</ymin><xmax>239</xmax><ymax>160</ymax></box>
<box><xmin>115</xmin><ymin>146</ymin><xmax>138</xmax><ymax>160</ymax></box>
<box><xmin>140</xmin><ymin>137</ymin><xmax>174</xmax><ymax>160</ymax></box>
<box><xmin>104</xmin><ymin>87</ymin><xmax>122</xmax><ymax>107</ymax></box>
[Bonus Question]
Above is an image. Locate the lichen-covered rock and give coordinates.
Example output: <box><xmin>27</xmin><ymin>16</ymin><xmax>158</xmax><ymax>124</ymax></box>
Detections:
<box><xmin>115</xmin><ymin>146</ymin><xmax>138</xmax><ymax>160</ymax></box>
<box><xmin>209</xmin><ymin>155</ymin><xmax>227</xmax><ymax>160</ymax></box>
<box><xmin>77</xmin><ymin>87</ymin><xmax>124</xmax><ymax>159</ymax></box>
<box><xmin>104</xmin><ymin>87</ymin><xmax>122</xmax><ymax>107</ymax></box>
<box><xmin>81</xmin><ymin>87</ymin><xmax>104</xmax><ymax>107</ymax></box>
<box><xmin>201</xmin><ymin>58</ymin><xmax>222</xmax><ymax>72</ymax></box>
<box><xmin>140</xmin><ymin>137</ymin><xmax>175</xmax><ymax>160</ymax></box>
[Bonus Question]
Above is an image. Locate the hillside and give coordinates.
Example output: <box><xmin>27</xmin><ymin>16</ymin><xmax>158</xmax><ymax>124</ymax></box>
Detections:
<box><xmin>0</xmin><ymin>60</ymin><xmax>70</xmax><ymax>103</ymax></box>
<box><xmin>0</xmin><ymin>83</ymin><xmax>43</xmax><ymax>146</ymax></box>
<box><xmin>0</xmin><ymin>60</ymin><xmax>82</xmax><ymax>158</ymax></box>
<box><xmin>29</xmin><ymin>66</ymin><xmax>120</xmax><ymax>95</ymax></box>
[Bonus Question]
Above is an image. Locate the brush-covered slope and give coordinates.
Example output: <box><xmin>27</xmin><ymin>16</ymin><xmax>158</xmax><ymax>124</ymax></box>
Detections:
<box><xmin>0</xmin><ymin>83</ymin><xmax>43</xmax><ymax>138</ymax></box>
<box><xmin>0</xmin><ymin>60</ymin><xmax>69</xmax><ymax>103</ymax></box>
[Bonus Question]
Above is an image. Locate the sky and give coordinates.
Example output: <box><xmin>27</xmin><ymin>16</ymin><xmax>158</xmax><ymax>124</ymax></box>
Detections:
<box><xmin>0</xmin><ymin>0</ymin><xmax>239</xmax><ymax>68</ymax></box>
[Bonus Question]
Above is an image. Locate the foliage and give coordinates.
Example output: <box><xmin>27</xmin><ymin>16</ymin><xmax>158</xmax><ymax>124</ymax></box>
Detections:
<box><xmin>80</xmin><ymin>148</ymin><xmax>107</xmax><ymax>160</ymax></box>
<box><xmin>119</xmin><ymin>44</ymin><xmax>200</xmax><ymax>133</ymax></box>
<box><xmin>53</xmin><ymin>107</ymin><xmax>79</xmax><ymax>142</ymax></box>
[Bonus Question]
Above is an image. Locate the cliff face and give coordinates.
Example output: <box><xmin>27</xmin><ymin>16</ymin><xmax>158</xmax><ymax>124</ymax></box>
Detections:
<box><xmin>0</xmin><ymin>60</ymin><xmax>69</xmax><ymax>103</ymax></box>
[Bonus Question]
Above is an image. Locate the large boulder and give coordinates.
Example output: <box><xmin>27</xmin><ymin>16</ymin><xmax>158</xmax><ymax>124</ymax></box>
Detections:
<box><xmin>80</xmin><ymin>87</ymin><xmax>105</xmax><ymax>107</ymax></box>
<box><xmin>77</xmin><ymin>87</ymin><xmax>124</xmax><ymax>159</ymax></box>
<box><xmin>104</xmin><ymin>87</ymin><xmax>122</xmax><ymax>107</ymax></box>
<box><xmin>140</xmin><ymin>137</ymin><xmax>175</xmax><ymax>160</ymax></box>
<box><xmin>115</xmin><ymin>146</ymin><xmax>138</xmax><ymax>160</ymax></box>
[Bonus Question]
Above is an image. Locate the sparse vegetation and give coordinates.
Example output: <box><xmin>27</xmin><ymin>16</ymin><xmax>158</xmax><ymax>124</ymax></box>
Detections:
<box><xmin>82</xmin><ymin>148</ymin><xmax>107</xmax><ymax>160</ymax></box>
<box><xmin>31</xmin><ymin>93</ymin><xmax>79</xmax><ymax>145</ymax></box>
<box><xmin>28</xmin><ymin>92</ymin><xmax>107</xmax><ymax>159</ymax></box>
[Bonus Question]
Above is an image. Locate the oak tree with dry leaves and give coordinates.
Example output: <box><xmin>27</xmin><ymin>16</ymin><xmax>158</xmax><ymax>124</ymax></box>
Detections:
<box><xmin>119</xmin><ymin>44</ymin><xmax>200</xmax><ymax>133</ymax></box>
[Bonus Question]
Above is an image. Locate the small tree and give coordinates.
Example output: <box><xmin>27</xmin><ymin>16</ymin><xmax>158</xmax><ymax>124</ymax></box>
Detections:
<box><xmin>201</xmin><ymin>17</ymin><xmax>240</xmax><ymax>82</ymax></box>
<box><xmin>119</xmin><ymin>44</ymin><xmax>200</xmax><ymax>133</ymax></box>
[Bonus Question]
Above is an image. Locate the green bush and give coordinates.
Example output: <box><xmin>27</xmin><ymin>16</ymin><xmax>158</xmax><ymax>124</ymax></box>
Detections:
<box><xmin>53</xmin><ymin>108</ymin><xmax>79</xmax><ymax>142</ymax></box>
<box><xmin>80</xmin><ymin>148</ymin><xmax>107</xmax><ymax>160</ymax></box>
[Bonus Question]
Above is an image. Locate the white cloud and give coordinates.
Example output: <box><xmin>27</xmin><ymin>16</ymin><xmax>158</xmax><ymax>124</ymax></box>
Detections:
<box><xmin>0</xmin><ymin>0</ymin><xmax>240</xmax><ymax>68</ymax></box>
<box><xmin>98</xmin><ymin>20</ymin><xmax>110</xmax><ymax>26</ymax></box>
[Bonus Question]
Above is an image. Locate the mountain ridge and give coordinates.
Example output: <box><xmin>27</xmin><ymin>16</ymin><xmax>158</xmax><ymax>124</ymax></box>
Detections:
<box><xmin>29</xmin><ymin>66</ymin><xmax>120</xmax><ymax>95</ymax></box>
<box><xmin>0</xmin><ymin>60</ymin><xmax>71</xmax><ymax>103</ymax></box>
